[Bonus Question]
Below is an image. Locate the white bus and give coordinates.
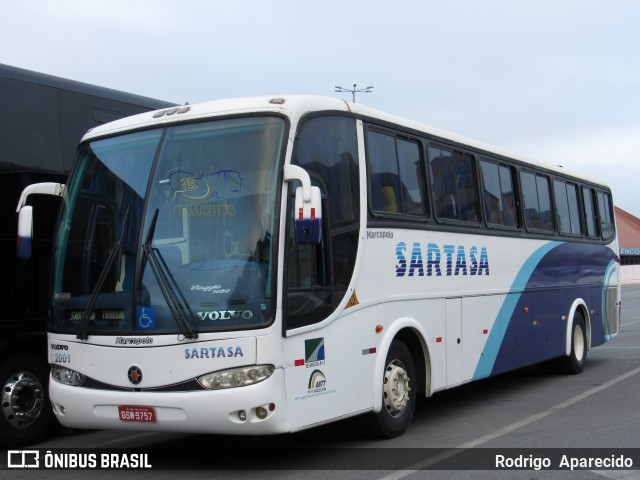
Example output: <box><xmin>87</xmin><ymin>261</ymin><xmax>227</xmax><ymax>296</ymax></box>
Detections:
<box><xmin>21</xmin><ymin>95</ymin><xmax>620</xmax><ymax>438</ymax></box>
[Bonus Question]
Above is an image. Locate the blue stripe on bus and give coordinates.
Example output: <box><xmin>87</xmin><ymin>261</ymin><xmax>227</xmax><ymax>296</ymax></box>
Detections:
<box><xmin>472</xmin><ymin>241</ymin><xmax>618</xmax><ymax>380</ymax></box>
<box><xmin>472</xmin><ymin>241</ymin><xmax>561</xmax><ymax>380</ymax></box>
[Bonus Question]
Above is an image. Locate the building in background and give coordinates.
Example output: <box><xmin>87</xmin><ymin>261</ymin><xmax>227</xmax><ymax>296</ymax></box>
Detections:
<box><xmin>615</xmin><ymin>207</ymin><xmax>640</xmax><ymax>284</ymax></box>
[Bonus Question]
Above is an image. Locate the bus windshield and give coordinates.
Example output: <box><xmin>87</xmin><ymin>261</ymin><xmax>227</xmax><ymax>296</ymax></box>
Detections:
<box><xmin>51</xmin><ymin>116</ymin><xmax>285</xmax><ymax>336</ymax></box>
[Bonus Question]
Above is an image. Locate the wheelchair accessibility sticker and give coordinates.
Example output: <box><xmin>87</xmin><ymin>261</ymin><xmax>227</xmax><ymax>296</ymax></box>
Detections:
<box><xmin>137</xmin><ymin>307</ymin><xmax>157</xmax><ymax>330</ymax></box>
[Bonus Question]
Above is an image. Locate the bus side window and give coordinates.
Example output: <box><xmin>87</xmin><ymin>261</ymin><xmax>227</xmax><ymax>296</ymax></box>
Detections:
<box><xmin>285</xmin><ymin>192</ymin><xmax>332</xmax><ymax>330</ymax></box>
<box><xmin>367</xmin><ymin>130</ymin><xmax>426</xmax><ymax>217</ymax></box>
<box><xmin>429</xmin><ymin>146</ymin><xmax>479</xmax><ymax>223</ymax></box>
<box><xmin>521</xmin><ymin>170</ymin><xmax>554</xmax><ymax>232</ymax></box>
<box><xmin>287</xmin><ymin>115</ymin><xmax>360</xmax><ymax>330</ymax></box>
<box><xmin>597</xmin><ymin>190</ymin><xmax>615</xmax><ymax>241</ymax></box>
<box><xmin>397</xmin><ymin>138</ymin><xmax>426</xmax><ymax>216</ymax></box>
<box><xmin>582</xmin><ymin>186</ymin><xmax>598</xmax><ymax>238</ymax></box>
<box><xmin>480</xmin><ymin>158</ymin><xmax>517</xmax><ymax>228</ymax></box>
<box><xmin>554</xmin><ymin>179</ymin><xmax>582</xmax><ymax>235</ymax></box>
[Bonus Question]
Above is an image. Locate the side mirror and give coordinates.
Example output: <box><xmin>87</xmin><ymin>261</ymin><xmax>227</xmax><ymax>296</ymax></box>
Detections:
<box><xmin>16</xmin><ymin>182</ymin><xmax>65</xmax><ymax>261</ymax></box>
<box><xmin>294</xmin><ymin>185</ymin><xmax>322</xmax><ymax>244</ymax></box>
<box><xmin>17</xmin><ymin>205</ymin><xmax>33</xmax><ymax>260</ymax></box>
<box><xmin>283</xmin><ymin>165</ymin><xmax>323</xmax><ymax>244</ymax></box>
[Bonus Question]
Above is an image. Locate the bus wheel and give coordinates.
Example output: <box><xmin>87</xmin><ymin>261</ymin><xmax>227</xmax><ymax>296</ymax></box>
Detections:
<box><xmin>366</xmin><ymin>339</ymin><xmax>416</xmax><ymax>438</ymax></box>
<box><xmin>0</xmin><ymin>353</ymin><xmax>55</xmax><ymax>447</ymax></box>
<box><xmin>559</xmin><ymin>312</ymin><xmax>587</xmax><ymax>375</ymax></box>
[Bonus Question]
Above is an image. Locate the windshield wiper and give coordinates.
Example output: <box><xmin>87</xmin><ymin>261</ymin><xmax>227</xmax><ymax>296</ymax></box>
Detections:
<box><xmin>142</xmin><ymin>209</ymin><xmax>198</xmax><ymax>340</ymax></box>
<box><xmin>77</xmin><ymin>207</ymin><xmax>131</xmax><ymax>340</ymax></box>
<box><xmin>76</xmin><ymin>241</ymin><xmax>123</xmax><ymax>340</ymax></box>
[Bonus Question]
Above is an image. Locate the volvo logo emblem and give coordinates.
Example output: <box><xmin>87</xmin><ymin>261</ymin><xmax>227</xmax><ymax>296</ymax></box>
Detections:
<box><xmin>127</xmin><ymin>366</ymin><xmax>143</xmax><ymax>385</ymax></box>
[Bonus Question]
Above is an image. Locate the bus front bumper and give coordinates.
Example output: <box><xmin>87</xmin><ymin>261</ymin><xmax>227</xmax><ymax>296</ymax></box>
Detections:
<box><xmin>49</xmin><ymin>368</ymin><xmax>289</xmax><ymax>435</ymax></box>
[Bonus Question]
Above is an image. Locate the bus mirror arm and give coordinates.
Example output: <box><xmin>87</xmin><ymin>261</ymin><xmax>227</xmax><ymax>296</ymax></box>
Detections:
<box><xmin>283</xmin><ymin>165</ymin><xmax>312</xmax><ymax>201</ymax></box>
<box><xmin>16</xmin><ymin>182</ymin><xmax>66</xmax><ymax>261</ymax></box>
<box><xmin>16</xmin><ymin>182</ymin><xmax>66</xmax><ymax>212</ymax></box>
<box><xmin>283</xmin><ymin>165</ymin><xmax>322</xmax><ymax>244</ymax></box>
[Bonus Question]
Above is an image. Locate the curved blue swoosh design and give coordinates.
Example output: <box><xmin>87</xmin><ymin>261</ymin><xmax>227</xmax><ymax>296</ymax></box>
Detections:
<box><xmin>472</xmin><ymin>241</ymin><xmax>561</xmax><ymax>380</ymax></box>
<box><xmin>473</xmin><ymin>240</ymin><xmax>618</xmax><ymax>380</ymax></box>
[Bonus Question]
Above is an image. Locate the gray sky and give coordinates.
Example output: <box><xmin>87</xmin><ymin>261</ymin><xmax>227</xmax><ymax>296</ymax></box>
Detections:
<box><xmin>3</xmin><ymin>0</ymin><xmax>639</xmax><ymax>217</ymax></box>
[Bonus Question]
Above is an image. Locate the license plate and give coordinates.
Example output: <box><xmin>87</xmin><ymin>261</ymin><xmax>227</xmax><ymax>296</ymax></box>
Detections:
<box><xmin>118</xmin><ymin>405</ymin><xmax>156</xmax><ymax>423</ymax></box>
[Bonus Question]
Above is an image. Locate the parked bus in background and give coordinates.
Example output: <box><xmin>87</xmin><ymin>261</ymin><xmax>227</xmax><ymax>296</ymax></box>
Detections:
<box><xmin>0</xmin><ymin>63</ymin><xmax>175</xmax><ymax>446</ymax></box>
<box><xmin>19</xmin><ymin>95</ymin><xmax>620</xmax><ymax>439</ymax></box>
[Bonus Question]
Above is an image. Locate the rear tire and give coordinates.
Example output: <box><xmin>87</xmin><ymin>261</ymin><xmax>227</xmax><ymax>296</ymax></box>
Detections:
<box><xmin>558</xmin><ymin>312</ymin><xmax>587</xmax><ymax>374</ymax></box>
<box><xmin>365</xmin><ymin>339</ymin><xmax>417</xmax><ymax>439</ymax></box>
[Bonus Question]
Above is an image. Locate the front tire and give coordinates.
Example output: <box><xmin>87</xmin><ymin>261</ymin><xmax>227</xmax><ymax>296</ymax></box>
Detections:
<box><xmin>0</xmin><ymin>353</ymin><xmax>55</xmax><ymax>447</ymax></box>
<box><xmin>366</xmin><ymin>339</ymin><xmax>417</xmax><ymax>438</ymax></box>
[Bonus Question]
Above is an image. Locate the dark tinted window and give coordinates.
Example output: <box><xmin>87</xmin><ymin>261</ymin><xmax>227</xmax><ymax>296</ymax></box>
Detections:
<box><xmin>597</xmin><ymin>190</ymin><xmax>615</xmax><ymax>241</ymax></box>
<box><xmin>428</xmin><ymin>146</ymin><xmax>479</xmax><ymax>223</ymax></box>
<box><xmin>582</xmin><ymin>186</ymin><xmax>598</xmax><ymax>238</ymax></box>
<box><xmin>480</xmin><ymin>159</ymin><xmax>517</xmax><ymax>227</ymax></box>
<box><xmin>554</xmin><ymin>180</ymin><xmax>582</xmax><ymax>235</ymax></box>
<box><xmin>368</xmin><ymin>130</ymin><xmax>426</xmax><ymax>216</ymax></box>
<box><xmin>288</xmin><ymin>116</ymin><xmax>360</xmax><ymax>329</ymax></box>
<box><xmin>521</xmin><ymin>171</ymin><xmax>554</xmax><ymax>231</ymax></box>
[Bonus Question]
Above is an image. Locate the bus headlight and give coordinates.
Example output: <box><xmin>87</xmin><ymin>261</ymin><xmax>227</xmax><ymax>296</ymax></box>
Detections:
<box><xmin>197</xmin><ymin>365</ymin><xmax>275</xmax><ymax>390</ymax></box>
<box><xmin>51</xmin><ymin>365</ymin><xmax>86</xmax><ymax>386</ymax></box>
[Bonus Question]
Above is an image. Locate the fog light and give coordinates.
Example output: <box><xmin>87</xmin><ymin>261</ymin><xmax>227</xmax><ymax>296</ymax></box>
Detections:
<box><xmin>255</xmin><ymin>407</ymin><xmax>268</xmax><ymax>420</ymax></box>
<box><xmin>237</xmin><ymin>410</ymin><xmax>247</xmax><ymax>421</ymax></box>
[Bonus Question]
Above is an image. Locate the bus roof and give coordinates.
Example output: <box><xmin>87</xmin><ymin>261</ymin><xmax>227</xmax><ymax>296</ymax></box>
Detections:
<box><xmin>83</xmin><ymin>94</ymin><xmax>610</xmax><ymax>189</ymax></box>
<box><xmin>0</xmin><ymin>63</ymin><xmax>175</xmax><ymax>110</ymax></box>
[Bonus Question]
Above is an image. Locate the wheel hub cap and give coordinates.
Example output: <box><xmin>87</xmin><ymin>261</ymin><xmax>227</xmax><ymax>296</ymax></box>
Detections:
<box><xmin>574</xmin><ymin>324</ymin><xmax>585</xmax><ymax>362</ymax></box>
<box><xmin>383</xmin><ymin>361</ymin><xmax>411</xmax><ymax>416</ymax></box>
<box><xmin>2</xmin><ymin>372</ymin><xmax>43</xmax><ymax>428</ymax></box>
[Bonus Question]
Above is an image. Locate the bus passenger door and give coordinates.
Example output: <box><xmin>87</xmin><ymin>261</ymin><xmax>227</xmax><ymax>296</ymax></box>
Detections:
<box><xmin>445</xmin><ymin>298</ymin><xmax>463</xmax><ymax>386</ymax></box>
